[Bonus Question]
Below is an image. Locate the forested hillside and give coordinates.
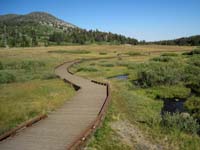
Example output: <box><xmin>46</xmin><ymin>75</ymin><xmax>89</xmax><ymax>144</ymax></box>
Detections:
<box><xmin>149</xmin><ymin>35</ymin><xmax>200</xmax><ymax>46</ymax></box>
<box><xmin>0</xmin><ymin>12</ymin><xmax>138</xmax><ymax>47</ymax></box>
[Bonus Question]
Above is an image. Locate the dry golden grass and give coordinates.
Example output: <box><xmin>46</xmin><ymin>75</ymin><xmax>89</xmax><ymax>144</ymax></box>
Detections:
<box><xmin>0</xmin><ymin>79</ymin><xmax>75</xmax><ymax>135</ymax></box>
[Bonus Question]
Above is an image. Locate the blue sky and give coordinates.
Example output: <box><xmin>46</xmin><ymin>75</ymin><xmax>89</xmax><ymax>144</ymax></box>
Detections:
<box><xmin>0</xmin><ymin>0</ymin><xmax>200</xmax><ymax>41</ymax></box>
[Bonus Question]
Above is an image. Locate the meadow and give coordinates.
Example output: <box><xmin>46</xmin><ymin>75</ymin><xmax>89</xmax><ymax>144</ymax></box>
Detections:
<box><xmin>0</xmin><ymin>45</ymin><xmax>199</xmax><ymax>149</ymax></box>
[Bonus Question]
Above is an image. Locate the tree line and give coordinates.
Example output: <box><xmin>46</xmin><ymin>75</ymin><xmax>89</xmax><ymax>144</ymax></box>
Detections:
<box><xmin>1</xmin><ymin>23</ymin><xmax>200</xmax><ymax>47</ymax></box>
<box><xmin>148</xmin><ymin>35</ymin><xmax>200</xmax><ymax>46</ymax></box>
<box><xmin>0</xmin><ymin>24</ymin><xmax>138</xmax><ymax>47</ymax></box>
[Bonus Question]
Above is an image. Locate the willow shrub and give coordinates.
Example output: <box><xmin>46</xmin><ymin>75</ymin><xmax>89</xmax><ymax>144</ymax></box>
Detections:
<box><xmin>161</xmin><ymin>112</ymin><xmax>200</xmax><ymax>134</ymax></box>
<box><xmin>184</xmin><ymin>96</ymin><xmax>200</xmax><ymax>121</ymax></box>
<box><xmin>137</xmin><ymin>62</ymin><xmax>185</xmax><ymax>87</ymax></box>
<box><xmin>0</xmin><ymin>71</ymin><xmax>16</xmax><ymax>84</ymax></box>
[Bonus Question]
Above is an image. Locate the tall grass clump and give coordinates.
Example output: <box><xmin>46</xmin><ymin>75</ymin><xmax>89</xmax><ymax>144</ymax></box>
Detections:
<box><xmin>151</xmin><ymin>56</ymin><xmax>173</xmax><ymax>62</ymax></box>
<box><xmin>183</xmin><ymin>48</ymin><xmax>200</xmax><ymax>55</ymax></box>
<box><xmin>161</xmin><ymin>53</ymin><xmax>179</xmax><ymax>57</ymax></box>
<box><xmin>137</xmin><ymin>62</ymin><xmax>184</xmax><ymax>87</ymax></box>
<box><xmin>184</xmin><ymin>96</ymin><xmax>200</xmax><ymax>121</ymax></box>
<box><xmin>100</xmin><ymin>63</ymin><xmax>115</xmax><ymax>67</ymax></box>
<box><xmin>161</xmin><ymin>112</ymin><xmax>200</xmax><ymax>134</ymax></box>
<box><xmin>126</xmin><ymin>51</ymin><xmax>141</xmax><ymax>56</ymax></box>
<box><xmin>77</xmin><ymin>67</ymin><xmax>98</xmax><ymax>72</ymax></box>
<box><xmin>0</xmin><ymin>71</ymin><xmax>16</xmax><ymax>84</ymax></box>
<box><xmin>48</xmin><ymin>50</ymin><xmax>90</xmax><ymax>54</ymax></box>
<box><xmin>0</xmin><ymin>61</ymin><xmax>3</xmax><ymax>70</ymax></box>
<box><xmin>148</xmin><ymin>85</ymin><xmax>191</xmax><ymax>99</ymax></box>
<box><xmin>20</xmin><ymin>60</ymin><xmax>45</xmax><ymax>71</ymax></box>
<box><xmin>5</xmin><ymin>60</ymin><xmax>45</xmax><ymax>71</ymax></box>
<box><xmin>99</xmin><ymin>52</ymin><xmax>107</xmax><ymax>55</ymax></box>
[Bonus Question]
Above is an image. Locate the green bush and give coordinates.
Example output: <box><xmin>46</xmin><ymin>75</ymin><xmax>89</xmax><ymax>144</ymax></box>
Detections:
<box><xmin>0</xmin><ymin>62</ymin><xmax>3</xmax><ymax>70</ymax></box>
<box><xmin>42</xmin><ymin>73</ymin><xmax>58</xmax><ymax>80</ymax></box>
<box><xmin>48</xmin><ymin>50</ymin><xmax>90</xmax><ymax>54</ymax></box>
<box><xmin>161</xmin><ymin>112</ymin><xmax>200</xmax><ymax>134</ymax></box>
<box><xmin>126</xmin><ymin>51</ymin><xmax>141</xmax><ymax>56</ymax></box>
<box><xmin>0</xmin><ymin>71</ymin><xmax>16</xmax><ymax>84</ymax></box>
<box><xmin>151</xmin><ymin>56</ymin><xmax>173</xmax><ymax>62</ymax></box>
<box><xmin>188</xmin><ymin>55</ymin><xmax>200</xmax><ymax>67</ymax></box>
<box><xmin>161</xmin><ymin>53</ymin><xmax>178</xmax><ymax>57</ymax></box>
<box><xmin>148</xmin><ymin>85</ymin><xmax>191</xmax><ymax>99</ymax></box>
<box><xmin>21</xmin><ymin>60</ymin><xmax>45</xmax><ymax>71</ymax></box>
<box><xmin>184</xmin><ymin>65</ymin><xmax>200</xmax><ymax>94</ymax></box>
<box><xmin>184</xmin><ymin>96</ymin><xmax>200</xmax><ymax>121</ymax></box>
<box><xmin>99</xmin><ymin>52</ymin><xmax>107</xmax><ymax>55</ymax></box>
<box><xmin>77</xmin><ymin>67</ymin><xmax>98</xmax><ymax>72</ymax></box>
<box><xmin>183</xmin><ymin>48</ymin><xmax>200</xmax><ymax>55</ymax></box>
<box><xmin>137</xmin><ymin>62</ymin><xmax>184</xmax><ymax>87</ymax></box>
<box><xmin>4</xmin><ymin>60</ymin><xmax>45</xmax><ymax>70</ymax></box>
<box><xmin>100</xmin><ymin>63</ymin><xmax>114</xmax><ymax>67</ymax></box>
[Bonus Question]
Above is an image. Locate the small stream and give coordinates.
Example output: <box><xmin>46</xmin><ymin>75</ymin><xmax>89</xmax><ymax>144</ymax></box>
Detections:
<box><xmin>108</xmin><ymin>75</ymin><xmax>187</xmax><ymax>116</ymax></box>
<box><xmin>108</xmin><ymin>74</ymin><xmax>128</xmax><ymax>80</ymax></box>
<box><xmin>161</xmin><ymin>99</ymin><xmax>186</xmax><ymax>115</ymax></box>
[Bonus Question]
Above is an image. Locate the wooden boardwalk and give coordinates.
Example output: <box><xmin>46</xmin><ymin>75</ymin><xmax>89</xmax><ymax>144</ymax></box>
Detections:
<box><xmin>0</xmin><ymin>61</ymin><xmax>107</xmax><ymax>150</ymax></box>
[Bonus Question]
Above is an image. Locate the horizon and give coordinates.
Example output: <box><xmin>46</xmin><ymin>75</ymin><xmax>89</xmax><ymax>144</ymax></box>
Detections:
<box><xmin>0</xmin><ymin>0</ymin><xmax>200</xmax><ymax>41</ymax></box>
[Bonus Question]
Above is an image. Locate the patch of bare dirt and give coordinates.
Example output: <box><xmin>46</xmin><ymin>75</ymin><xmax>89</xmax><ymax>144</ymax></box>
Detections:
<box><xmin>111</xmin><ymin>120</ymin><xmax>163</xmax><ymax>150</ymax></box>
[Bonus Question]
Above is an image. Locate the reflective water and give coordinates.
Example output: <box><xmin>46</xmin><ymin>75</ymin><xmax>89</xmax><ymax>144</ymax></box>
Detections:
<box><xmin>161</xmin><ymin>99</ymin><xmax>186</xmax><ymax>115</ymax></box>
<box><xmin>110</xmin><ymin>75</ymin><xmax>128</xmax><ymax>80</ymax></box>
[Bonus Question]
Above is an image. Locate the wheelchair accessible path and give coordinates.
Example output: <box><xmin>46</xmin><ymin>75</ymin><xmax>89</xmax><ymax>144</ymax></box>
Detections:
<box><xmin>0</xmin><ymin>61</ymin><xmax>107</xmax><ymax>150</ymax></box>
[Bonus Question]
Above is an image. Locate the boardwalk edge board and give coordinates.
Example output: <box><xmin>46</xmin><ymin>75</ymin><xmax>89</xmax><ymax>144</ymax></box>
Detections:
<box><xmin>64</xmin><ymin>59</ymin><xmax>111</xmax><ymax>150</ymax></box>
<box><xmin>0</xmin><ymin>114</ymin><xmax>47</xmax><ymax>142</ymax></box>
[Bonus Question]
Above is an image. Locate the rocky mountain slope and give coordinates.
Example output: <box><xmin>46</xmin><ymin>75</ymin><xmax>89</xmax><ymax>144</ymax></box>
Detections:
<box><xmin>0</xmin><ymin>12</ymin><xmax>77</xmax><ymax>30</ymax></box>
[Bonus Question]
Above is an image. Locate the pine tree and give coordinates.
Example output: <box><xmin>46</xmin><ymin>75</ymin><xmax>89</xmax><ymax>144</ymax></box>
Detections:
<box><xmin>31</xmin><ymin>29</ymin><xmax>38</xmax><ymax>46</ymax></box>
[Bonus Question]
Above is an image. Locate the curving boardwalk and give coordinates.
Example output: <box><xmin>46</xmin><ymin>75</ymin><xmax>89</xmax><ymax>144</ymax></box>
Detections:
<box><xmin>0</xmin><ymin>61</ymin><xmax>107</xmax><ymax>150</ymax></box>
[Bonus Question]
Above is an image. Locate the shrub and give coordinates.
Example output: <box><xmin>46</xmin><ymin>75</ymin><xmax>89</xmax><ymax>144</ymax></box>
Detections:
<box><xmin>100</xmin><ymin>63</ymin><xmax>114</xmax><ymax>67</ymax></box>
<box><xmin>137</xmin><ymin>62</ymin><xmax>184</xmax><ymax>87</ymax></box>
<box><xmin>184</xmin><ymin>96</ymin><xmax>200</xmax><ymax>121</ymax></box>
<box><xmin>184</xmin><ymin>65</ymin><xmax>200</xmax><ymax>94</ymax></box>
<box><xmin>0</xmin><ymin>71</ymin><xmax>16</xmax><ymax>84</ymax></box>
<box><xmin>183</xmin><ymin>48</ymin><xmax>200</xmax><ymax>55</ymax></box>
<box><xmin>151</xmin><ymin>56</ymin><xmax>173</xmax><ymax>62</ymax></box>
<box><xmin>77</xmin><ymin>67</ymin><xmax>98</xmax><ymax>72</ymax></box>
<box><xmin>148</xmin><ymin>85</ymin><xmax>191</xmax><ymax>99</ymax></box>
<box><xmin>48</xmin><ymin>50</ymin><xmax>90</xmax><ymax>54</ymax></box>
<box><xmin>161</xmin><ymin>53</ymin><xmax>178</xmax><ymax>57</ymax></box>
<box><xmin>4</xmin><ymin>60</ymin><xmax>45</xmax><ymax>70</ymax></box>
<box><xmin>116</xmin><ymin>62</ymin><xmax>129</xmax><ymax>67</ymax></box>
<box><xmin>99</xmin><ymin>52</ymin><xmax>107</xmax><ymax>55</ymax></box>
<box><xmin>0</xmin><ymin>62</ymin><xmax>3</xmax><ymax>70</ymax></box>
<box><xmin>188</xmin><ymin>55</ymin><xmax>200</xmax><ymax>67</ymax></box>
<box><xmin>42</xmin><ymin>73</ymin><xmax>58</xmax><ymax>80</ymax></box>
<box><xmin>21</xmin><ymin>60</ymin><xmax>45</xmax><ymax>71</ymax></box>
<box><xmin>161</xmin><ymin>112</ymin><xmax>200</xmax><ymax>134</ymax></box>
<box><xmin>126</xmin><ymin>51</ymin><xmax>141</xmax><ymax>56</ymax></box>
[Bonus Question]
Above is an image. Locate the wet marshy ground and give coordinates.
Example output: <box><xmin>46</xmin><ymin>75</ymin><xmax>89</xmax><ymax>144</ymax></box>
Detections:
<box><xmin>161</xmin><ymin>98</ymin><xmax>186</xmax><ymax>115</ymax></box>
<box><xmin>108</xmin><ymin>74</ymin><xmax>128</xmax><ymax>80</ymax></box>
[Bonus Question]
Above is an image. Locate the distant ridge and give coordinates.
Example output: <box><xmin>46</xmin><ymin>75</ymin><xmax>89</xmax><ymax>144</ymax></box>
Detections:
<box><xmin>0</xmin><ymin>11</ymin><xmax>138</xmax><ymax>47</ymax></box>
<box><xmin>0</xmin><ymin>11</ymin><xmax>77</xmax><ymax>30</ymax></box>
<box><xmin>149</xmin><ymin>35</ymin><xmax>200</xmax><ymax>46</ymax></box>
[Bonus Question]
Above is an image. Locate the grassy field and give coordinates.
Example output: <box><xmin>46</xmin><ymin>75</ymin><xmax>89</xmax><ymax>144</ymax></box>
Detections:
<box><xmin>66</xmin><ymin>45</ymin><xmax>199</xmax><ymax>150</ymax></box>
<box><xmin>0</xmin><ymin>45</ymin><xmax>198</xmax><ymax>149</ymax></box>
<box><xmin>0</xmin><ymin>79</ymin><xmax>75</xmax><ymax>135</ymax></box>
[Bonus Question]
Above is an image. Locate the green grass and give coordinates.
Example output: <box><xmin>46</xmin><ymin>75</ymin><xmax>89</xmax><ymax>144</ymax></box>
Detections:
<box><xmin>0</xmin><ymin>79</ymin><xmax>75</xmax><ymax>135</ymax></box>
<box><xmin>126</xmin><ymin>51</ymin><xmax>142</xmax><ymax>56</ymax></box>
<box><xmin>161</xmin><ymin>52</ymin><xmax>179</xmax><ymax>57</ymax></box>
<box><xmin>0</xmin><ymin>47</ymin><xmax>77</xmax><ymax>135</ymax></box>
<box><xmin>144</xmin><ymin>85</ymin><xmax>191</xmax><ymax>100</ymax></box>
<box><xmin>0</xmin><ymin>45</ymin><xmax>198</xmax><ymax>149</ymax></box>
<box><xmin>70</xmin><ymin>50</ymin><xmax>200</xmax><ymax>149</ymax></box>
<box><xmin>48</xmin><ymin>49</ymin><xmax>91</xmax><ymax>54</ymax></box>
<box><xmin>99</xmin><ymin>52</ymin><xmax>107</xmax><ymax>55</ymax></box>
<box><xmin>87</xmin><ymin>103</ymin><xmax>131</xmax><ymax>150</ymax></box>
